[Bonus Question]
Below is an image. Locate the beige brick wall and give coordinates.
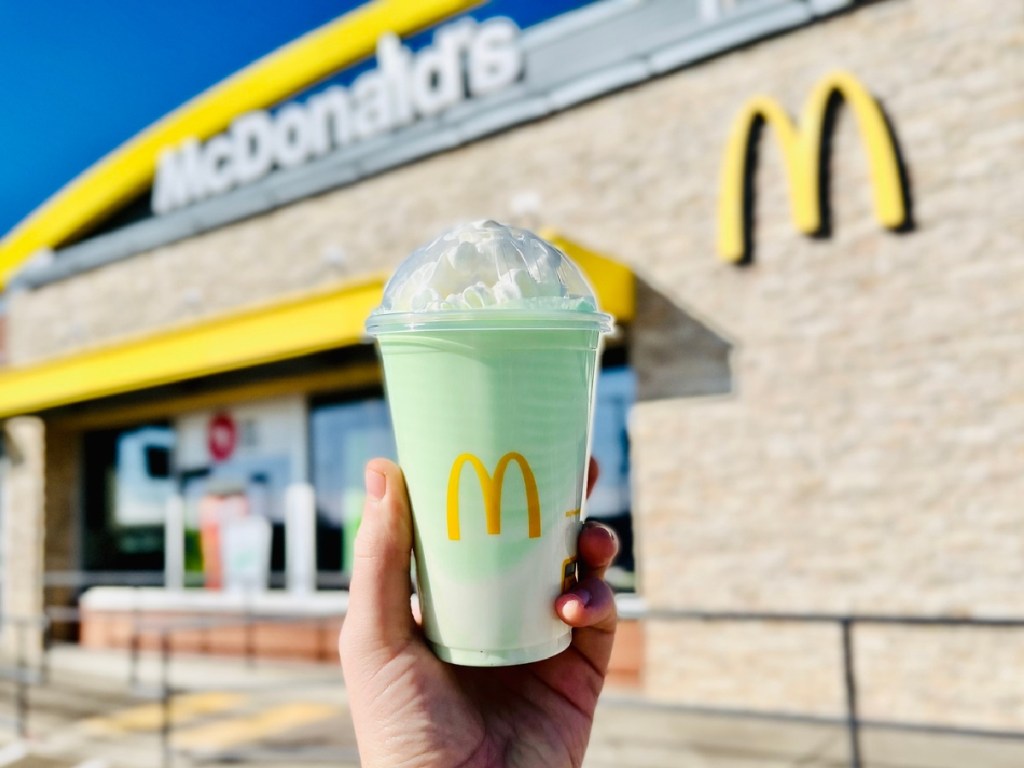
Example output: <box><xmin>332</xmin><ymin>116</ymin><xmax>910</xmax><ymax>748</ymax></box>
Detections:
<box><xmin>647</xmin><ymin>621</ymin><xmax>846</xmax><ymax>715</ymax></box>
<box><xmin>628</xmin><ymin>0</ymin><xmax>1024</xmax><ymax>727</ymax></box>
<box><xmin>6</xmin><ymin>0</ymin><xmax>1023</xmax><ymax>725</ymax></box>
<box><xmin>1</xmin><ymin>418</ymin><xmax>46</xmax><ymax>658</ymax></box>
<box><xmin>857</xmin><ymin>626</ymin><xmax>1024</xmax><ymax>730</ymax></box>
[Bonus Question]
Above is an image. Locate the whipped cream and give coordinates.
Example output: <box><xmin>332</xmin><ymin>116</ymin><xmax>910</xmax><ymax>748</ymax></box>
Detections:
<box><xmin>378</xmin><ymin>220</ymin><xmax>598</xmax><ymax>313</ymax></box>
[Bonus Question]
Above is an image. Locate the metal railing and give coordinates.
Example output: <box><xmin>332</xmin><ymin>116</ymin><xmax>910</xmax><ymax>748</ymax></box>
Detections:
<box><xmin>43</xmin><ymin>569</ymin><xmax>351</xmax><ymax>590</ymax></box>
<box><xmin>127</xmin><ymin>614</ymin><xmax>344</xmax><ymax>768</ymax></box>
<box><xmin>2</xmin><ymin>600</ymin><xmax>1023</xmax><ymax>767</ymax></box>
<box><xmin>614</xmin><ymin>605</ymin><xmax>1024</xmax><ymax>768</ymax></box>
<box><xmin>6</xmin><ymin>605</ymin><xmax>346</xmax><ymax>768</ymax></box>
<box><xmin>0</xmin><ymin>615</ymin><xmax>49</xmax><ymax>738</ymax></box>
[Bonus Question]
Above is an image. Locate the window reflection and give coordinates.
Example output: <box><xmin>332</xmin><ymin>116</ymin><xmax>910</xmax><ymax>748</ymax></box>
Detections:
<box><xmin>311</xmin><ymin>398</ymin><xmax>396</xmax><ymax>575</ymax></box>
<box><xmin>589</xmin><ymin>366</ymin><xmax>636</xmax><ymax>586</ymax></box>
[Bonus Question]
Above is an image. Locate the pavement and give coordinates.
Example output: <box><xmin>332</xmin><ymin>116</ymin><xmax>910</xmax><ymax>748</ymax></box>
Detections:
<box><xmin>0</xmin><ymin>645</ymin><xmax>1019</xmax><ymax>767</ymax></box>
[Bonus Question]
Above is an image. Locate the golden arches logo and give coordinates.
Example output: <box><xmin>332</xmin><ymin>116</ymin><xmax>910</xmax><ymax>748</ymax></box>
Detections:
<box><xmin>446</xmin><ymin>452</ymin><xmax>541</xmax><ymax>541</ymax></box>
<box><xmin>717</xmin><ymin>70</ymin><xmax>908</xmax><ymax>263</ymax></box>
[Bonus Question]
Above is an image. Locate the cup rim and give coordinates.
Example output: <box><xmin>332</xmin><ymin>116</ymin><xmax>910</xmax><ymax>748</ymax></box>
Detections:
<box><xmin>365</xmin><ymin>309</ymin><xmax>614</xmax><ymax>335</ymax></box>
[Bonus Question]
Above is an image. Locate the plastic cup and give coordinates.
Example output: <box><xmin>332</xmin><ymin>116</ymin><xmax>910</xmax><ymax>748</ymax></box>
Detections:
<box><xmin>366</xmin><ymin>222</ymin><xmax>612</xmax><ymax>666</ymax></box>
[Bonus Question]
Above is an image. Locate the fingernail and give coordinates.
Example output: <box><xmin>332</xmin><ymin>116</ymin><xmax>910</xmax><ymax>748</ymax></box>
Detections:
<box><xmin>588</xmin><ymin>521</ymin><xmax>620</xmax><ymax>550</ymax></box>
<box><xmin>365</xmin><ymin>467</ymin><xmax>386</xmax><ymax>502</ymax></box>
<box><xmin>575</xmin><ymin>588</ymin><xmax>592</xmax><ymax>608</ymax></box>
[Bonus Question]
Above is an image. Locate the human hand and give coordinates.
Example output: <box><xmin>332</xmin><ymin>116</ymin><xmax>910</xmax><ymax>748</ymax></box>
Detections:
<box><xmin>340</xmin><ymin>457</ymin><xmax>619</xmax><ymax>768</ymax></box>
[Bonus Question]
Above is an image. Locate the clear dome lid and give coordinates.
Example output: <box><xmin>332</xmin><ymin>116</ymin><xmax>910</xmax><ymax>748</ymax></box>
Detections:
<box><xmin>366</xmin><ymin>220</ymin><xmax>613</xmax><ymax>333</ymax></box>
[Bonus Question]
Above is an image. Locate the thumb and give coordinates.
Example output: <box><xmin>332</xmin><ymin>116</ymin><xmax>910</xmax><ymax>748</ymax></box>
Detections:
<box><xmin>340</xmin><ymin>458</ymin><xmax>415</xmax><ymax>659</ymax></box>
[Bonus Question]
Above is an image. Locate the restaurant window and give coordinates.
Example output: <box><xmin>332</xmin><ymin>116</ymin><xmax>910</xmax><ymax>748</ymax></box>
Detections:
<box><xmin>82</xmin><ymin>424</ymin><xmax>174</xmax><ymax>574</ymax></box>
<box><xmin>174</xmin><ymin>398</ymin><xmax>305</xmax><ymax>588</ymax></box>
<box><xmin>589</xmin><ymin>365</ymin><xmax>636</xmax><ymax>589</ymax></box>
<box><xmin>310</xmin><ymin>395</ymin><xmax>396</xmax><ymax>579</ymax></box>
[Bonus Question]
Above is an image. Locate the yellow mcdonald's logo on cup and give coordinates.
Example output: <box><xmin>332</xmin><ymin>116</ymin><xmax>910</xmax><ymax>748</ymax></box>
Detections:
<box><xmin>446</xmin><ymin>452</ymin><xmax>541</xmax><ymax>541</ymax></box>
<box><xmin>717</xmin><ymin>70</ymin><xmax>909</xmax><ymax>263</ymax></box>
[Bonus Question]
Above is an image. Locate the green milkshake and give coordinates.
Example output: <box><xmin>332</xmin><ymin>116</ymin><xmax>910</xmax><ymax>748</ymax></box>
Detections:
<box><xmin>366</xmin><ymin>221</ymin><xmax>612</xmax><ymax>666</ymax></box>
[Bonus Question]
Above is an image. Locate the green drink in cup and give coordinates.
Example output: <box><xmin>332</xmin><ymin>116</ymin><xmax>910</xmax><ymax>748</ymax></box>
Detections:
<box><xmin>365</xmin><ymin>220</ymin><xmax>613</xmax><ymax>666</ymax></box>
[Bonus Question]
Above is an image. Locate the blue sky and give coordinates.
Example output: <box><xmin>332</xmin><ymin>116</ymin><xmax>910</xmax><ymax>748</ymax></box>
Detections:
<box><xmin>0</xmin><ymin>0</ymin><xmax>594</xmax><ymax>239</ymax></box>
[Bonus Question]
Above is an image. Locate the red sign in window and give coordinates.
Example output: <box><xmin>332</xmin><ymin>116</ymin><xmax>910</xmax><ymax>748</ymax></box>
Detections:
<box><xmin>208</xmin><ymin>412</ymin><xmax>237</xmax><ymax>462</ymax></box>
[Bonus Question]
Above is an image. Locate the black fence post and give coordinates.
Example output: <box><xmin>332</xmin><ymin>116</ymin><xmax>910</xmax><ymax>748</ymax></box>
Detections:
<box><xmin>132</xmin><ymin>585</ymin><xmax>143</xmax><ymax>687</ymax></box>
<box><xmin>130</xmin><ymin>622</ymin><xmax>140</xmax><ymax>688</ymax></box>
<box><xmin>841</xmin><ymin>618</ymin><xmax>863</xmax><ymax>768</ymax></box>
<box><xmin>40</xmin><ymin>614</ymin><xmax>52</xmax><ymax>685</ymax></box>
<box><xmin>14</xmin><ymin>622</ymin><xmax>27</xmax><ymax>739</ymax></box>
<box><xmin>245</xmin><ymin>604</ymin><xmax>256</xmax><ymax>669</ymax></box>
<box><xmin>161</xmin><ymin>630</ymin><xmax>172</xmax><ymax>768</ymax></box>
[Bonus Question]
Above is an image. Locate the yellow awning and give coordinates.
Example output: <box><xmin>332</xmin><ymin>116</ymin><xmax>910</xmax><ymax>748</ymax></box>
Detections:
<box><xmin>0</xmin><ymin>277</ymin><xmax>384</xmax><ymax>419</ymax></box>
<box><xmin>0</xmin><ymin>238</ymin><xmax>634</xmax><ymax>419</ymax></box>
<box><xmin>541</xmin><ymin>229</ymin><xmax>635</xmax><ymax>323</ymax></box>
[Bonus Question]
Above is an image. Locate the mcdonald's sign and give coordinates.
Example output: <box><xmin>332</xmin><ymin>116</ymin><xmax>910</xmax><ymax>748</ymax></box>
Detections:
<box><xmin>446</xmin><ymin>452</ymin><xmax>541</xmax><ymax>541</ymax></box>
<box><xmin>717</xmin><ymin>70</ymin><xmax>909</xmax><ymax>263</ymax></box>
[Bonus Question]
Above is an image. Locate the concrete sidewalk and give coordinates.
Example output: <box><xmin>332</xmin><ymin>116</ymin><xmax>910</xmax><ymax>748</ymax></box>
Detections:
<box><xmin>0</xmin><ymin>646</ymin><xmax>1020</xmax><ymax>767</ymax></box>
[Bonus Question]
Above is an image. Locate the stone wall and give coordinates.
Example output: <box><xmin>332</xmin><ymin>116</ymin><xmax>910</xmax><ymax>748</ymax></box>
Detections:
<box><xmin>629</xmin><ymin>0</ymin><xmax>1024</xmax><ymax>726</ymax></box>
<box><xmin>5</xmin><ymin>0</ymin><xmax>1023</xmax><ymax>726</ymax></box>
<box><xmin>0</xmin><ymin>418</ymin><xmax>46</xmax><ymax>658</ymax></box>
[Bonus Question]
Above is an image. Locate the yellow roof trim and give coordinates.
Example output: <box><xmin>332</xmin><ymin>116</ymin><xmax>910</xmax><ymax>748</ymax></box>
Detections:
<box><xmin>540</xmin><ymin>229</ymin><xmax>635</xmax><ymax>322</ymax></box>
<box><xmin>0</xmin><ymin>232</ymin><xmax>633</xmax><ymax>418</ymax></box>
<box><xmin>0</xmin><ymin>0</ymin><xmax>479</xmax><ymax>288</ymax></box>
<box><xmin>0</xmin><ymin>277</ymin><xmax>385</xmax><ymax>419</ymax></box>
